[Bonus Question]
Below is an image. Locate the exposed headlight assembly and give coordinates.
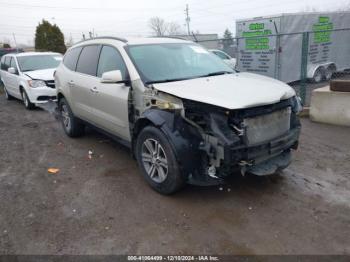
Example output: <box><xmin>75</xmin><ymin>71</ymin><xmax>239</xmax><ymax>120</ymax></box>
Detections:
<box><xmin>28</xmin><ymin>80</ymin><xmax>46</xmax><ymax>88</ymax></box>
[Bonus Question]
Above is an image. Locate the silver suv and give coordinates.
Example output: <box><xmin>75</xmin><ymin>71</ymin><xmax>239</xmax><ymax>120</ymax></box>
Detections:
<box><xmin>55</xmin><ymin>37</ymin><xmax>302</xmax><ymax>194</ymax></box>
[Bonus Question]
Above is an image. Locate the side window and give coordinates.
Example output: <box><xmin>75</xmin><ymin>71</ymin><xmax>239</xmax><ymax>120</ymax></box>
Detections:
<box><xmin>63</xmin><ymin>47</ymin><xmax>82</xmax><ymax>71</ymax></box>
<box><xmin>10</xmin><ymin>58</ymin><xmax>18</xmax><ymax>73</ymax></box>
<box><xmin>4</xmin><ymin>57</ymin><xmax>11</xmax><ymax>70</ymax></box>
<box><xmin>214</xmin><ymin>51</ymin><xmax>229</xmax><ymax>60</ymax></box>
<box><xmin>76</xmin><ymin>45</ymin><xmax>101</xmax><ymax>76</ymax></box>
<box><xmin>97</xmin><ymin>46</ymin><xmax>128</xmax><ymax>79</ymax></box>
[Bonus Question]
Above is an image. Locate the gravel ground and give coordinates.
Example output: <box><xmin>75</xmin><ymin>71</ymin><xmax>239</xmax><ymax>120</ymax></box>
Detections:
<box><xmin>0</xmin><ymin>94</ymin><xmax>349</xmax><ymax>255</ymax></box>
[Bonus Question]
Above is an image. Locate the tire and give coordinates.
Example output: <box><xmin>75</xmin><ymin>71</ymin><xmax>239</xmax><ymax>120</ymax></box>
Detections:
<box><xmin>135</xmin><ymin>126</ymin><xmax>185</xmax><ymax>195</ymax></box>
<box><xmin>58</xmin><ymin>98</ymin><xmax>85</xmax><ymax>137</ymax></box>
<box><xmin>4</xmin><ymin>86</ymin><xmax>13</xmax><ymax>100</ymax></box>
<box><xmin>325</xmin><ymin>65</ymin><xmax>336</xmax><ymax>81</ymax></box>
<box><xmin>312</xmin><ymin>67</ymin><xmax>324</xmax><ymax>83</ymax></box>
<box><xmin>21</xmin><ymin>90</ymin><xmax>35</xmax><ymax>110</ymax></box>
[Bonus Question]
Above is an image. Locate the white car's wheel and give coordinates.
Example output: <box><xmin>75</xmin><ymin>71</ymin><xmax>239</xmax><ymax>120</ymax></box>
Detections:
<box><xmin>4</xmin><ymin>86</ymin><xmax>13</xmax><ymax>100</ymax></box>
<box><xmin>21</xmin><ymin>90</ymin><xmax>35</xmax><ymax>110</ymax></box>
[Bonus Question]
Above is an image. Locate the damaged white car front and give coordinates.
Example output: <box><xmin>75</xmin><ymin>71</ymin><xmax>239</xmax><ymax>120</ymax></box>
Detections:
<box><xmin>126</xmin><ymin>42</ymin><xmax>302</xmax><ymax>186</ymax></box>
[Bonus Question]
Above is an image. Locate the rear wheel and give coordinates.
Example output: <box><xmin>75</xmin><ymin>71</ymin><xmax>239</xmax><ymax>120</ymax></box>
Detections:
<box><xmin>325</xmin><ymin>65</ymin><xmax>336</xmax><ymax>81</ymax></box>
<box><xmin>21</xmin><ymin>90</ymin><xmax>35</xmax><ymax>110</ymax></box>
<box><xmin>136</xmin><ymin>126</ymin><xmax>185</xmax><ymax>194</ymax></box>
<box><xmin>4</xmin><ymin>86</ymin><xmax>13</xmax><ymax>100</ymax></box>
<box><xmin>59</xmin><ymin>98</ymin><xmax>85</xmax><ymax>137</ymax></box>
<box><xmin>312</xmin><ymin>67</ymin><xmax>324</xmax><ymax>83</ymax></box>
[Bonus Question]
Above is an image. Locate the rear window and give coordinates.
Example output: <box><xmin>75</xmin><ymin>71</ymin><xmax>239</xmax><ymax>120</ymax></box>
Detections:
<box><xmin>63</xmin><ymin>47</ymin><xmax>82</xmax><ymax>71</ymax></box>
<box><xmin>76</xmin><ymin>45</ymin><xmax>101</xmax><ymax>76</ymax></box>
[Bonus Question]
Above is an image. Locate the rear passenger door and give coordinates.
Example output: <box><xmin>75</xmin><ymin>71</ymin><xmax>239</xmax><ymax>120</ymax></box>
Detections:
<box><xmin>70</xmin><ymin>45</ymin><xmax>101</xmax><ymax>121</ymax></box>
<box><xmin>90</xmin><ymin>45</ymin><xmax>131</xmax><ymax>140</ymax></box>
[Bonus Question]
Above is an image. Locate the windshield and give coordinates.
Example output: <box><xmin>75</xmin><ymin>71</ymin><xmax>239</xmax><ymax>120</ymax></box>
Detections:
<box><xmin>126</xmin><ymin>43</ymin><xmax>234</xmax><ymax>84</ymax></box>
<box><xmin>17</xmin><ymin>55</ymin><xmax>62</xmax><ymax>72</ymax></box>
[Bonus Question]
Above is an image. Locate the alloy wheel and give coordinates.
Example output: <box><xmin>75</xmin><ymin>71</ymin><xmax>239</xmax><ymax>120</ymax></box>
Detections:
<box><xmin>22</xmin><ymin>92</ymin><xmax>29</xmax><ymax>107</ymax></box>
<box><xmin>141</xmin><ymin>138</ymin><xmax>168</xmax><ymax>183</ymax></box>
<box><xmin>61</xmin><ymin>104</ymin><xmax>71</xmax><ymax>131</ymax></box>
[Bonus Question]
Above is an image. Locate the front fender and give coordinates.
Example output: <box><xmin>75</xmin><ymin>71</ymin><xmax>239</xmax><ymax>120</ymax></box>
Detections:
<box><xmin>139</xmin><ymin>109</ymin><xmax>204</xmax><ymax>179</ymax></box>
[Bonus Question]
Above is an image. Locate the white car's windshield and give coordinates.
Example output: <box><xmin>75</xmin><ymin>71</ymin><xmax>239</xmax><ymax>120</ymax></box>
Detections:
<box><xmin>126</xmin><ymin>43</ymin><xmax>234</xmax><ymax>84</ymax></box>
<box><xmin>17</xmin><ymin>55</ymin><xmax>62</xmax><ymax>72</ymax></box>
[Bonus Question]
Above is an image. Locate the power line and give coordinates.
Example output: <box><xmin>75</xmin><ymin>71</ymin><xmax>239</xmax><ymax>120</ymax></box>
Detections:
<box><xmin>0</xmin><ymin>1</ymin><xmax>184</xmax><ymax>12</ymax></box>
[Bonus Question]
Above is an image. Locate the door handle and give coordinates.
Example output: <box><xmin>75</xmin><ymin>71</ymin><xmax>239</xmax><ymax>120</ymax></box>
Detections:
<box><xmin>90</xmin><ymin>87</ymin><xmax>99</xmax><ymax>93</ymax></box>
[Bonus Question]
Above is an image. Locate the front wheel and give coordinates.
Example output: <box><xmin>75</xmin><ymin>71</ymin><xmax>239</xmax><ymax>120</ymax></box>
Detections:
<box><xmin>136</xmin><ymin>126</ymin><xmax>185</xmax><ymax>195</ymax></box>
<box><xmin>21</xmin><ymin>90</ymin><xmax>35</xmax><ymax>110</ymax></box>
<box><xmin>312</xmin><ymin>67</ymin><xmax>324</xmax><ymax>83</ymax></box>
<box><xmin>59</xmin><ymin>98</ymin><xmax>85</xmax><ymax>137</ymax></box>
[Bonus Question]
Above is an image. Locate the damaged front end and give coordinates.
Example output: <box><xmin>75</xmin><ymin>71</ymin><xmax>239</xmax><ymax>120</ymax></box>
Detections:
<box><xmin>132</xmin><ymin>84</ymin><xmax>301</xmax><ymax>186</ymax></box>
<box><xmin>182</xmin><ymin>97</ymin><xmax>301</xmax><ymax>185</ymax></box>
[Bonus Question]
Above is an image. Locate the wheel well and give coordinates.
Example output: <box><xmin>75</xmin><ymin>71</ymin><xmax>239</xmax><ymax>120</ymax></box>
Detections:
<box><xmin>131</xmin><ymin>118</ymin><xmax>154</xmax><ymax>156</ymax></box>
<box><xmin>328</xmin><ymin>63</ymin><xmax>337</xmax><ymax>71</ymax></box>
<box><xmin>57</xmin><ymin>92</ymin><xmax>64</xmax><ymax>103</ymax></box>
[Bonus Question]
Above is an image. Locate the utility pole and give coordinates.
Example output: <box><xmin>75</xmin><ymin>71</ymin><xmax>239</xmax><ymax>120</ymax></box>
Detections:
<box><xmin>185</xmin><ymin>4</ymin><xmax>191</xmax><ymax>36</ymax></box>
<box><xmin>12</xmin><ymin>33</ymin><xmax>18</xmax><ymax>53</ymax></box>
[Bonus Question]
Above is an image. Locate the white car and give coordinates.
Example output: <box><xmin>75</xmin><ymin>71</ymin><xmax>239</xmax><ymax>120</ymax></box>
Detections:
<box><xmin>55</xmin><ymin>37</ymin><xmax>301</xmax><ymax>194</ymax></box>
<box><xmin>209</xmin><ymin>49</ymin><xmax>236</xmax><ymax>69</ymax></box>
<box><xmin>0</xmin><ymin>52</ymin><xmax>62</xmax><ymax>109</ymax></box>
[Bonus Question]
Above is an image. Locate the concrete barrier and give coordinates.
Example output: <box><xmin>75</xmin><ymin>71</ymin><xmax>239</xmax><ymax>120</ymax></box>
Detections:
<box><xmin>310</xmin><ymin>86</ymin><xmax>350</xmax><ymax>127</ymax></box>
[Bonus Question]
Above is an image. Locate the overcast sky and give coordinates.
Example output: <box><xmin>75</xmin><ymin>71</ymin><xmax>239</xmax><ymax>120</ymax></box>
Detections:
<box><xmin>1</xmin><ymin>0</ymin><xmax>350</xmax><ymax>46</ymax></box>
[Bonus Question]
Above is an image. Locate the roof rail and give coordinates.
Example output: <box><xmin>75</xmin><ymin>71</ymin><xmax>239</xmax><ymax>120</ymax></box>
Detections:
<box><xmin>75</xmin><ymin>36</ymin><xmax>128</xmax><ymax>45</ymax></box>
<box><xmin>152</xmin><ymin>36</ymin><xmax>189</xmax><ymax>41</ymax></box>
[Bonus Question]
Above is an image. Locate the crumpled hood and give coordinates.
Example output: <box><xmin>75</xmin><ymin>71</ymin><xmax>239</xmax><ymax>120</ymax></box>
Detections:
<box><xmin>153</xmin><ymin>72</ymin><xmax>296</xmax><ymax>110</ymax></box>
<box><xmin>24</xmin><ymin>68</ymin><xmax>55</xmax><ymax>81</ymax></box>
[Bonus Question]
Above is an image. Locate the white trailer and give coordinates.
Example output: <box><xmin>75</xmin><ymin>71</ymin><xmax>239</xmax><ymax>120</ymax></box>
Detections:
<box><xmin>236</xmin><ymin>12</ymin><xmax>350</xmax><ymax>83</ymax></box>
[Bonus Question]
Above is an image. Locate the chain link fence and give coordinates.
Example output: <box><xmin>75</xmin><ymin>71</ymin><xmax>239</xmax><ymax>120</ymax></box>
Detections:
<box><xmin>192</xmin><ymin>27</ymin><xmax>350</xmax><ymax>107</ymax></box>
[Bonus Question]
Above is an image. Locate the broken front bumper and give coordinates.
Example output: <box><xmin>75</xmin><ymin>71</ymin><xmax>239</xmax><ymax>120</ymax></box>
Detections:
<box><xmin>188</xmin><ymin>127</ymin><xmax>300</xmax><ymax>186</ymax></box>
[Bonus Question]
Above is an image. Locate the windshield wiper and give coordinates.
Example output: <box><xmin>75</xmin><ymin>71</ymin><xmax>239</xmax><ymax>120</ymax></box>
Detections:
<box><xmin>145</xmin><ymin>77</ymin><xmax>196</xmax><ymax>85</ymax></box>
<box><xmin>145</xmin><ymin>71</ymin><xmax>233</xmax><ymax>85</ymax></box>
<box><xmin>199</xmin><ymin>71</ymin><xmax>233</xmax><ymax>78</ymax></box>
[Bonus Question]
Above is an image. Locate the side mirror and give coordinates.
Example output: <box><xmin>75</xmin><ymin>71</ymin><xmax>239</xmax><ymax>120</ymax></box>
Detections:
<box><xmin>101</xmin><ymin>70</ymin><xmax>124</xmax><ymax>83</ymax></box>
<box><xmin>8</xmin><ymin>67</ymin><xmax>16</xmax><ymax>74</ymax></box>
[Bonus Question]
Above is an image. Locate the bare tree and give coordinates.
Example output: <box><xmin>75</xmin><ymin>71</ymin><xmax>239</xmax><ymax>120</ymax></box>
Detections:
<box><xmin>167</xmin><ymin>22</ymin><xmax>184</xmax><ymax>36</ymax></box>
<box><xmin>149</xmin><ymin>17</ymin><xmax>168</xmax><ymax>36</ymax></box>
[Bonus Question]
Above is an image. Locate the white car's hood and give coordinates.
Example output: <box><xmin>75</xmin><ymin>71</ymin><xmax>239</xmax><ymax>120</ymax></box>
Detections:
<box><xmin>24</xmin><ymin>68</ymin><xmax>55</xmax><ymax>81</ymax></box>
<box><xmin>153</xmin><ymin>72</ymin><xmax>296</xmax><ymax>110</ymax></box>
